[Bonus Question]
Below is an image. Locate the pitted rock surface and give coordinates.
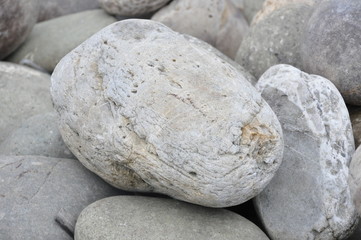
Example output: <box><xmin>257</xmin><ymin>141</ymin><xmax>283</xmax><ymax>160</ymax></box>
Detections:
<box><xmin>99</xmin><ymin>0</ymin><xmax>170</xmax><ymax>16</ymax></box>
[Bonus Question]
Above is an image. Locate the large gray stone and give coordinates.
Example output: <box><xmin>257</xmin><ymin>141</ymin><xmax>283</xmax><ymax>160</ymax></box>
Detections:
<box><xmin>74</xmin><ymin>196</ymin><xmax>270</xmax><ymax>240</ymax></box>
<box><xmin>0</xmin><ymin>62</ymin><xmax>53</xmax><ymax>144</ymax></box>
<box><xmin>0</xmin><ymin>155</ymin><xmax>125</xmax><ymax>239</ymax></box>
<box><xmin>255</xmin><ymin>64</ymin><xmax>358</xmax><ymax>239</ymax></box>
<box><xmin>301</xmin><ymin>0</ymin><xmax>361</xmax><ymax>106</ymax></box>
<box><xmin>51</xmin><ymin>19</ymin><xmax>284</xmax><ymax>208</ymax></box>
<box><xmin>0</xmin><ymin>112</ymin><xmax>74</xmax><ymax>159</ymax></box>
<box><xmin>7</xmin><ymin>10</ymin><xmax>117</xmax><ymax>72</ymax></box>
<box><xmin>235</xmin><ymin>3</ymin><xmax>313</xmax><ymax>79</ymax></box>
<box><xmin>152</xmin><ymin>0</ymin><xmax>249</xmax><ymax>59</ymax></box>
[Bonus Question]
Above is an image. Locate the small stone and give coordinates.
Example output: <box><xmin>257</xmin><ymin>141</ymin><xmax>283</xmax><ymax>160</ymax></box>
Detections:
<box><xmin>74</xmin><ymin>196</ymin><xmax>270</xmax><ymax>240</ymax></box>
<box><xmin>350</xmin><ymin>146</ymin><xmax>361</xmax><ymax>215</ymax></box>
<box><xmin>255</xmin><ymin>64</ymin><xmax>358</xmax><ymax>240</ymax></box>
<box><xmin>231</xmin><ymin>0</ymin><xmax>265</xmax><ymax>24</ymax></box>
<box><xmin>348</xmin><ymin>106</ymin><xmax>361</xmax><ymax>148</ymax></box>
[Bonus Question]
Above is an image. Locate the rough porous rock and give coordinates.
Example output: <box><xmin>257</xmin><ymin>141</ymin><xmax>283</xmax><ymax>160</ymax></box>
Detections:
<box><xmin>75</xmin><ymin>196</ymin><xmax>270</xmax><ymax>240</ymax></box>
<box><xmin>348</xmin><ymin>106</ymin><xmax>361</xmax><ymax>148</ymax></box>
<box><xmin>255</xmin><ymin>64</ymin><xmax>358</xmax><ymax>240</ymax></box>
<box><xmin>0</xmin><ymin>112</ymin><xmax>74</xmax><ymax>159</ymax></box>
<box><xmin>37</xmin><ymin>0</ymin><xmax>99</xmax><ymax>22</ymax></box>
<box><xmin>51</xmin><ymin>19</ymin><xmax>284</xmax><ymax>208</ymax></box>
<box><xmin>235</xmin><ymin>3</ymin><xmax>313</xmax><ymax>79</ymax></box>
<box><xmin>0</xmin><ymin>62</ymin><xmax>53</xmax><ymax>144</ymax></box>
<box><xmin>152</xmin><ymin>0</ymin><xmax>249</xmax><ymax>59</ymax></box>
<box><xmin>0</xmin><ymin>155</ymin><xmax>125</xmax><ymax>239</ymax></box>
<box><xmin>7</xmin><ymin>10</ymin><xmax>117</xmax><ymax>73</ymax></box>
<box><xmin>0</xmin><ymin>0</ymin><xmax>39</xmax><ymax>59</ymax></box>
<box><xmin>301</xmin><ymin>0</ymin><xmax>361</xmax><ymax>106</ymax></box>
<box><xmin>99</xmin><ymin>0</ymin><xmax>170</xmax><ymax>17</ymax></box>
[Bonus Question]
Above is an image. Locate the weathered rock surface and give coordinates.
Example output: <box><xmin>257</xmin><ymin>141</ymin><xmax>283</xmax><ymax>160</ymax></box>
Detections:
<box><xmin>350</xmin><ymin>146</ymin><xmax>361</xmax><ymax>215</ymax></box>
<box><xmin>348</xmin><ymin>106</ymin><xmax>361</xmax><ymax>148</ymax></box>
<box><xmin>0</xmin><ymin>112</ymin><xmax>74</xmax><ymax>159</ymax></box>
<box><xmin>235</xmin><ymin>4</ymin><xmax>313</xmax><ymax>79</ymax></box>
<box><xmin>301</xmin><ymin>0</ymin><xmax>361</xmax><ymax>106</ymax></box>
<box><xmin>0</xmin><ymin>155</ymin><xmax>125</xmax><ymax>239</ymax></box>
<box><xmin>0</xmin><ymin>62</ymin><xmax>53</xmax><ymax>144</ymax></box>
<box><xmin>7</xmin><ymin>10</ymin><xmax>117</xmax><ymax>73</ymax></box>
<box><xmin>0</xmin><ymin>0</ymin><xmax>39</xmax><ymax>59</ymax></box>
<box><xmin>255</xmin><ymin>64</ymin><xmax>358</xmax><ymax>240</ymax></box>
<box><xmin>51</xmin><ymin>19</ymin><xmax>284</xmax><ymax>207</ymax></box>
<box><xmin>75</xmin><ymin>196</ymin><xmax>270</xmax><ymax>240</ymax></box>
<box><xmin>99</xmin><ymin>0</ymin><xmax>170</xmax><ymax>17</ymax></box>
<box><xmin>152</xmin><ymin>0</ymin><xmax>249</xmax><ymax>59</ymax></box>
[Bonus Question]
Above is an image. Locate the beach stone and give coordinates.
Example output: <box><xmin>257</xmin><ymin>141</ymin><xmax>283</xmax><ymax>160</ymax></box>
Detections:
<box><xmin>7</xmin><ymin>10</ymin><xmax>117</xmax><ymax>73</ymax></box>
<box><xmin>232</xmin><ymin>0</ymin><xmax>265</xmax><ymax>24</ymax></box>
<box><xmin>37</xmin><ymin>0</ymin><xmax>99</xmax><ymax>22</ymax></box>
<box><xmin>0</xmin><ymin>0</ymin><xmax>39</xmax><ymax>59</ymax></box>
<box><xmin>99</xmin><ymin>0</ymin><xmax>170</xmax><ymax>17</ymax></box>
<box><xmin>348</xmin><ymin>106</ymin><xmax>361</xmax><ymax>148</ymax></box>
<box><xmin>235</xmin><ymin>3</ymin><xmax>313</xmax><ymax>79</ymax></box>
<box><xmin>0</xmin><ymin>62</ymin><xmax>53</xmax><ymax>144</ymax></box>
<box><xmin>0</xmin><ymin>112</ymin><xmax>74</xmax><ymax>159</ymax></box>
<box><xmin>51</xmin><ymin>19</ymin><xmax>284</xmax><ymax>208</ymax></box>
<box><xmin>0</xmin><ymin>155</ymin><xmax>125</xmax><ymax>239</ymax></box>
<box><xmin>255</xmin><ymin>64</ymin><xmax>358</xmax><ymax>240</ymax></box>
<box><xmin>301</xmin><ymin>0</ymin><xmax>361</xmax><ymax>106</ymax></box>
<box><xmin>74</xmin><ymin>196</ymin><xmax>270</xmax><ymax>240</ymax></box>
<box><xmin>350</xmin><ymin>146</ymin><xmax>361</xmax><ymax>215</ymax></box>
<box><xmin>152</xmin><ymin>0</ymin><xmax>249</xmax><ymax>59</ymax></box>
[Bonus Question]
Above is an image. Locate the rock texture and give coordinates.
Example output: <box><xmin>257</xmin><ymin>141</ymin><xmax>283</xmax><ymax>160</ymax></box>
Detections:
<box><xmin>0</xmin><ymin>0</ymin><xmax>39</xmax><ymax>59</ymax></box>
<box><xmin>235</xmin><ymin>3</ymin><xmax>313</xmax><ymax>79</ymax></box>
<box><xmin>99</xmin><ymin>0</ymin><xmax>170</xmax><ymax>17</ymax></box>
<box><xmin>75</xmin><ymin>196</ymin><xmax>270</xmax><ymax>240</ymax></box>
<box><xmin>152</xmin><ymin>0</ymin><xmax>249</xmax><ymax>59</ymax></box>
<box><xmin>0</xmin><ymin>112</ymin><xmax>74</xmax><ymax>159</ymax></box>
<box><xmin>0</xmin><ymin>155</ymin><xmax>125</xmax><ymax>239</ymax></box>
<box><xmin>301</xmin><ymin>0</ymin><xmax>361</xmax><ymax>106</ymax></box>
<box><xmin>255</xmin><ymin>64</ymin><xmax>358</xmax><ymax>240</ymax></box>
<box><xmin>348</xmin><ymin>106</ymin><xmax>361</xmax><ymax>148</ymax></box>
<box><xmin>51</xmin><ymin>19</ymin><xmax>284</xmax><ymax>208</ymax></box>
<box><xmin>0</xmin><ymin>62</ymin><xmax>53</xmax><ymax>144</ymax></box>
<box><xmin>350</xmin><ymin>146</ymin><xmax>361</xmax><ymax>215</ymax></box>
<box><xmin>7</xmin><ymin>10</ymin><xmax>117</xmax><ymax>73</ymax></box>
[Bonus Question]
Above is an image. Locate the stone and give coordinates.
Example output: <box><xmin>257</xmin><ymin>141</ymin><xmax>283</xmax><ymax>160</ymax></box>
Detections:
<box><xmin>255</xmin><ymin>64</ymin><xmax>358</xmax><ymax>240</ymax></box>
<box><xmin>0</xmin><ymin>0</ymin><xmax>39</xmax><ymax>59</ymax></box>
<box><xmin>7</xmin><ymin>10</ymin><xmax>117</xmax><ymax>73</ymax></box>
<box><xmin>0</xmin><ymin>155</ymin><xmax>125</xmax><ymax>239</ymax></box>
<box><xmin>37</xmin><ymin>0</ymin><xmax>100</xmax><ymax>22</ymax></box>
<box><xmin>51</xmin><ymin>19</ymin><xmax>284</xmax><ymax>208</ymax></box>
<box><xmin>99</xmin><ymin>0</ymin><xmax>170</xmax><ymax>17</ymax></box>
<box><xmin>74</xmin><ymin>196</ymin><xmax>270</xmax><ymax>240</ymax></box>
<box><xmin>348</xmin><ymin>106</ymin><xmax>361</xmax><ymax>148</ymax></box>
<box><xmin>0</xmin><ymin>112</ymin><xmax>74</xmax><ymax>159</ymax></box>
<box><xmin>350</xmin><ymin>146</ymin><xmax>361</xmax><ymax>215</ymax></box>
<box><xmin>0</xmin><ymin>62</ymin><xmax>53</xmax><ymax>144</ymax></box>
<box><xmin>235</xmin><ymin>3</ymin><xmax>313</xmax><ymax>79</ymax></box>
<box><xmin>242</xmin><ymin>0</ymin><xmax>266</xmax><ymax>23</ymax></box>
<box><xmin>301</xmin><ymin>0</ymin><xmax>361</xmax><ymax>106</ymax></box>
<box><xmin>152</xmin><ymin>0</ymin><xmax>249</xmax><ymax>59</ymax></box>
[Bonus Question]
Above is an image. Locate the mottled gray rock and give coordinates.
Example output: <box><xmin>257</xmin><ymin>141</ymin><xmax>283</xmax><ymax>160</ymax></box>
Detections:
<box><xmin>235</xmin><ymin>3</ymin><xmax>313</xmax><ymax>79</ymax></box>
<box><xmin>348</xmin><ymin>106</ymin><xmax>361</xmax><ymax>148</ymax></box>
<box><xmin>0</xmin><ymin>112</ymin><xmax>74</xmax><ymax>159</ymax></box>
<box><xmin>7</xmin><ymin>10</ymin><xmax>117</xmax><ymax>72</ymax></box>
<box><xmin>51</xmin><ymin>19</ymin><xmax>284</xmax><ymax>208</ymax></box>
<box><xmin>37</xmin><ymin>0</ymin><xmax>99</xmax><ymax>22</ymax></box>
<box><xmin>350</xmin><ymin>146</ymin><xmax>361</xmax><ymax>215</ymax></box>
<box><xmin>0</xmin><ymin>0</ymin><xmax>39</xmax><ymax>59</ymax></box>
<box><xmin>301</xmin><ymin>0</ymin><xmax>361</xmax><ymax>106</ymax></box>
<box><xmin>0</xmin><ymin>62</ymin><xmax>53</xmax><ymax>144</ymax></box>
<box><xmin>0</xmin><ymin>155</ymin><xmax>125</xmax><ymax>239</ymax></box>
<box><xmin>152</xmin><ymin>0</ymin><xmax>249</xmax><ymax>59</ymax></box>
<box><xmin>255</xmin><ymin>64</ymin><xmax>358</xmax><ymax>240</ymax></box>
<box><xmin>99</xmin><ymin>0</ymin><xmax>170</xmax><ymax>17</ymax></box>
<box><xmin>75</xmin><ymin>196</ymin><xmax>270</xmax><ymax>240</ymax></box>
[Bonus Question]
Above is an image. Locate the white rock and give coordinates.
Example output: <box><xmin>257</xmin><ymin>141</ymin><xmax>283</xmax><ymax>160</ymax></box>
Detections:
<box><xmin>99</xmin><ymin>0</ymin><xmax>170</xmax><ymax>16</ymax></box>
<box><xmin>51</xmin><ymin>19</ymin><xmax>283</xmax><ymax>208</ymax></box>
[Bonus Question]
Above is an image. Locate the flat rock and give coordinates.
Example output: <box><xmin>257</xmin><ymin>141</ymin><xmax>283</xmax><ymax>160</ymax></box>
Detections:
<box><xmin>75</xmin><ymin>196</ymin><xmax>270</xmax><ymax>240</ymax></box>
<box><xmin>255</xmin><ymin>64</ymin><xmax>358</xmax><ymax>240</ymax></box>
<box><xmin>348</xmin><ymin>106</ymin><xmax>361</xmax><ymax>148</ymax></box>
<box><xmin>301</xmin><ymin>0</ymin><xmax>361</xmax><ymax>105</ymax></box>
<box><xmin>0</xmin><ymin>0</ymin><xmax>39</xmax><ymax>59</ymax></box>
<box><xmin>7</xmin><ymin>10</ymin><xmax>117</xmax><ymax>72</ymax></box>
<box><xmin>152</xmin><ymin>0</ymin><xmax>249</xmax><ymax>59</ymax></box>
<box><xmin>235</xmin><ymin>3</ymin><xmax>313</xmax><ymax>79</ymax></box>
<box><xmin>0</xmin><ymin>112</ymin><xmax>74</xmax><ymax>159</ymax></box>
<box><xmin>0</xmin><ymin>62</ymin><xmax>53</xmax><ymax>144</ymax></box>
<box><xmin>51</xmin><ymin>19</ymin><xmax>284</xmax><ymax>208</ymax></box>
<box><xmin>0</xmin><ymin>155</ymin><xmax>125</xmax><ymax>239</ymax></box>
